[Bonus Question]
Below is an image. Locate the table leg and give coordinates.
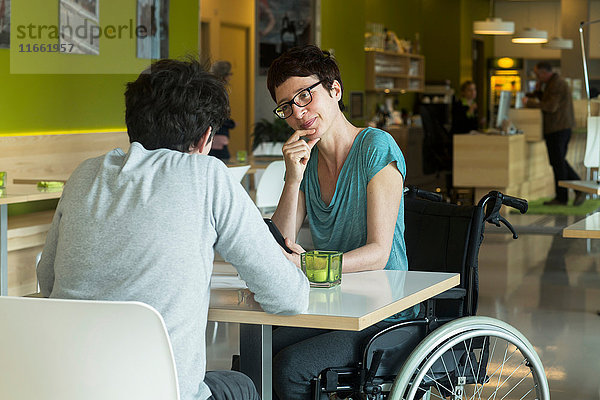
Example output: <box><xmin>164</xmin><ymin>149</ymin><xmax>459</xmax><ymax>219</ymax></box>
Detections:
<box><xmin>239</xmin><ymin>323</ymin><xmax>272</xmax><ymax>400</ymax></box>
<box><xmin>1</xmin><ymin>204</ymin><xmax>7</xmax><ymax>295</ymax></box>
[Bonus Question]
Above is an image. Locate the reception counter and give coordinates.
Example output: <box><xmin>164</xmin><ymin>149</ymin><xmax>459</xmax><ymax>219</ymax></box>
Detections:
<box><xmin>453</xmin><ymin>133</ymin><xmax>526</xmax><ymax>188</ymax></box>
<box><xmin>508</xmin><ymin>108</ymin><xmax>543</xmax><ymax>142</ymax></box>
<box><xmin>453</xmin><ymin>128</ymin><xmax>554</xmax><ymax>202</ymax></box>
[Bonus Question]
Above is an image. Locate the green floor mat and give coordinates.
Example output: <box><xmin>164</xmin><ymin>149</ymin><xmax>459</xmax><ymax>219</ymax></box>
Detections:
<box><xmin>513</xmin><ymin>196</ymin><xmax>600</xmax><ymax>216</ymax></box>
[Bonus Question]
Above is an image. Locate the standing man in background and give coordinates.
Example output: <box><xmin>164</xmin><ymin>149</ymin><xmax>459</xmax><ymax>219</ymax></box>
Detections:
<box><xmin>526</xmin><ymin>61</ymin><xmax>585</xmax><ymax>206</ymax></box>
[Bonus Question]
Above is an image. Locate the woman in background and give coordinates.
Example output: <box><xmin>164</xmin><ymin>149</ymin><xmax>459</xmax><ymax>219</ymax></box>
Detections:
<box><xmin>450</xmin><ymin>80</ymin><xmax>479</xmax><ymax>134</ymax></box>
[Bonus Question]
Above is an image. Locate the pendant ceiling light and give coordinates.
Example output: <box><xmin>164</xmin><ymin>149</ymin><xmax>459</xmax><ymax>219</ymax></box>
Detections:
<box><xmin>474</xmin><ymin>18</ymin><xmax>515</xmax><ymax>35</ymax></box>
<box><xmin>543</xmin><ymin>37</ymin><xmax>573</xmax><ymax>49</ymax></box>
<box><xmin>512</xmin><ymin>27</ymin><xmax>548</xmax><ymax>44</ymax></box>
<box><xmin>473</xmin><ymin>0</ymin><xmax>515</xmax><ymax>35</ymax></box>
<box><xmin>542</xmin><ymin>4</ymin><xmax>573</xmax><ymax>50</ymax></box>
<box><xmin>511</xmin><ymin>3</ymin><xmax>548</xmax><ymax>44</ymax></box>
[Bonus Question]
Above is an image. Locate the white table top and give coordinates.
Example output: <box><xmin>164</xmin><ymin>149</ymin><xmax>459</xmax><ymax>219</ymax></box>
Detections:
<box><xmin>563</xmin><ymin>212</ymin><xmax>600</xmax><ymax>239</ymax></box>
<box><xmin>558</xmin><ymin>180</ymin><xmax>600</xmax><ymax>195</ymax></box>
<box><xmin>225</xmin><ymin>155</ymin><xmax>283</xmax><ymax>175</ymax></box>
<box><xmin>208</xmin><ymin>269</ymin><xmax>459</xmax><ymax>331</ymax></box>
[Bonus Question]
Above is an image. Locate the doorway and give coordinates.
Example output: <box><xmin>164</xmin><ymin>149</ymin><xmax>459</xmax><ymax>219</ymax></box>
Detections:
<box><xmin>200</xmin><ymin>21</ymin><xmax>211</xmax><ymax>63</ymax></box>
<box><xmin>219</xmin><ymin>23</ymin><xmax>251</xmax><ymax>155</ymax></box>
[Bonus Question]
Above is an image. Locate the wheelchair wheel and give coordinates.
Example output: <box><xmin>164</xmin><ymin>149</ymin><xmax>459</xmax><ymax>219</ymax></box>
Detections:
<box><xmin>388</xmin><ymin>316</ymin><xmax>550</xmax><ymax>400</ymax></box>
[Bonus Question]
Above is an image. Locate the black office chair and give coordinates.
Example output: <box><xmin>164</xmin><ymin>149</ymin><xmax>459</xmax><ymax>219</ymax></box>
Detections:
<box><xmin>419</xmin><ymin>104</ymin><xmax>452</xmax><ymax>176</ymax></box>
<box><xmin>419</xmin><ymin>104</ymin><xmax>453</xmax><ymax>199</ymax></box>
<box><xmin>311</xmin><ymin>188</ymin><xmax>550</xmax><ymax>400</ymax></box>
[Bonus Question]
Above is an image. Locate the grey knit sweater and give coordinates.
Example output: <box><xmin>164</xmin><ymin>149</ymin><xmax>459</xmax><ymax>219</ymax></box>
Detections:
<box><xmin>38</xmin><ymin>142</ymin><xmax>310</xmax><ymax>400</ymax></box>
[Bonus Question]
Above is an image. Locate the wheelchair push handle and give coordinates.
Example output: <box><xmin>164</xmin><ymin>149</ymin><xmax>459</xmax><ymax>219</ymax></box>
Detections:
<box><xmin>404</xmin><ymin>185</ymin><xmax>444</xmax><ymax>202</ymax></box>
<box><xmin>501</xmin><ymin>194</ymin><xmax>528</xmax><ymax>214</ymax></box>
<box><xmin>477</xmin><ymin>190</ymin><xmax>528</xmax><ymax>213</ymax></box>
<box><xmin>478</xmin><ymin>190</ymin><xmax>528</xmax><ymax>240</ymax></box>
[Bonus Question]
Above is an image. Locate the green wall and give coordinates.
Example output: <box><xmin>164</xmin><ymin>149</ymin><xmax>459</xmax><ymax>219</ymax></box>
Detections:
<box><xmin>0</xmin><ymin>0</ymin><xmax>199</xmax><ymax>135</ymax></box>
<box><xmin>320</xmin><ymin>0</ymin><xmax>366</xmax><ymax>120</ymax></box>
<box><xmin>320</xmin><ymin>0</ymin><xmax>491</xmax><ymax>121</ymax></box>
<box><xmin>3</xmin><ymin>0</ymin><xmax>199</xmax><ymax>216</ymax></box>
<box><xmin>421</xmin><ymin>0</ymin><xmax>461</xmax><ymax>88</ymax></box>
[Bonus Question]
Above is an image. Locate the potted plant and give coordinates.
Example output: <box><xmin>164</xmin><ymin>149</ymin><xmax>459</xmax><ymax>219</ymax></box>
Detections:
<box><xmin>251</xmin><ymin>118</ymin><xmax>294</xmax><ymax>156</ymax></box>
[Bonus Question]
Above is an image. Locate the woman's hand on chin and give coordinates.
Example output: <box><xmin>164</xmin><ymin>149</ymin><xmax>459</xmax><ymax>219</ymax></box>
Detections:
<box><xmin>281</xmin><ymin>129</ymin><xmax>320</xmax><ymax>184</ymax></box>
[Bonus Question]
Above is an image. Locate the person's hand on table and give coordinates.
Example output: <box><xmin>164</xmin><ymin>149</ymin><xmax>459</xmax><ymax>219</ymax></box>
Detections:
<box><xmin>282</xmin><ymin>238</ymin><xmax>306</xmax><ymax>269</ymax></box>
<box><xmin>281</xmin><ymin>129</ymin><xmax>320</xmax><ymax>184</ymax></box>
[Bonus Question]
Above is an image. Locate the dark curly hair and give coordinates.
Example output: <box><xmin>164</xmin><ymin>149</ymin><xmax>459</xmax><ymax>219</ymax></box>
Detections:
<box><xmin>267</xmin><ymin>45</ymin><xmax>345</xmax><ymax>112</ymax></box>
<box><xmin>125</xmin><ymin>57</ymin><xmax>230</xmax><ymax>152</ymax></box>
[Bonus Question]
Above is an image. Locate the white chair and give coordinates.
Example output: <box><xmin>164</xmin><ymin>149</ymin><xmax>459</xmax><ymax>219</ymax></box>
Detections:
<box><xmin>255</xmin><ymin>160</ymin><xmax>286</xmax><ymax>214</ymax></box>
<box><xmin>227</xmin><ymin>165</ymin><xmax>251</xmax><ymax>183</ymax></box>
<box><xmin>0</xmin><ymin>296</ymin><xmax>179</xmax><ymax>400</ymax></box>
<box><xmin>35</xmin><ymin>251</ymin><xmax>42</xmax><ymax>292</ymax></box>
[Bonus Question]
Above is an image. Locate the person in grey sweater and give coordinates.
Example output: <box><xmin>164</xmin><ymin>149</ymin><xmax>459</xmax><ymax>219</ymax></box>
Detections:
<box><xmin>37</xmin><ymin>58</ymin><xmax>310</xmax><ymax>400</ymax></box>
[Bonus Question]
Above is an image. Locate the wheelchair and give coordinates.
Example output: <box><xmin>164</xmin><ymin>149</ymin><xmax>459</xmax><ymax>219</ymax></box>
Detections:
<box><xmin>312</xmin><ymin>187</ymin><xmax>550</xmax><ymax>400</ymax></box>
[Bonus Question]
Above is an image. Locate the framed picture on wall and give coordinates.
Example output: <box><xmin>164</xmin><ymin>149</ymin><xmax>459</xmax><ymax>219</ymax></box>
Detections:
<box><xmin>257</xmin><ymin>0</ymin><xmax>318</xmax><ymax>74</ymax></box>
<box><xmin>137</xmin><ymin>0</ymin><xmax>169</xmax><ymax>59</ymax></box>
<box><xmin>59</xmin><ymin>0</ymin><xmax>100</xmax><ymax>55</ymax></box>
<box><xmin>0</xmin><ymin>0</ymin><xmax>9</xmax><ymax>49</ymax></box>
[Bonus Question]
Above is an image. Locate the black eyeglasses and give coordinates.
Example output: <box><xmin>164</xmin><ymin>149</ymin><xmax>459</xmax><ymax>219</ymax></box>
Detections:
<box><xmin>273</xmin><ymin>80</ymin><xmax>324</xmax><ymax>119</ymax></box>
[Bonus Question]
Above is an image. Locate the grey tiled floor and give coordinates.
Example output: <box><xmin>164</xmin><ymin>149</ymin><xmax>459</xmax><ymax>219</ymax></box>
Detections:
<box><xmin>206</xmin><ymin>213</ymin><xmax>600</xmax><ymax>399</ymax></box>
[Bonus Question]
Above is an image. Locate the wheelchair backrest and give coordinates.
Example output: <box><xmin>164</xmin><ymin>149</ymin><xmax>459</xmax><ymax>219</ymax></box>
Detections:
<box><xmin>404</xmin><ymin>196</ymin><xmax>486</xmax><ymax>317</ymax></box>
<box><xmin>360</xmin><ymin>196</ymin><xmax>487</xmax><ymax>381</ymax></box>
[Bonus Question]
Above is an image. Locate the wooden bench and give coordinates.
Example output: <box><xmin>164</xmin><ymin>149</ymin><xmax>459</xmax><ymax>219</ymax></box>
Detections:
<box><xmin>6</xmin><ymin>211</ymin><xmax>54</xmax><ymax>295</ymax></box>
<box><xmin>1</xmin><ymin>131</ymin><xmax>130</xmax><ymax>295</ymax></box>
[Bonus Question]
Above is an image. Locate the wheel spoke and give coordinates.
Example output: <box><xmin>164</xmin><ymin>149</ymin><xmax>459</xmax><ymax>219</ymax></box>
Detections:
<box><xmin>462</xmin><ymin>338</ymin><xmax>478</xmax><ymax>388</ymax></box>
<box><xmin>485</xmin><ymin>352</ymin><xmax>530</xmax><ymax>400</ymax></box>
<box><xmin>497</xmin><ymin>362</ymin><xmax>532</xmax><ymax>400</ymax></box>
<box><xmin>460</xmin><ymin>337</ymin><xmax>472</xmax><ymax>377</ymax></box>
<box><xmin>471</xmin><ymin>344</ymin><xmax>519</xmax><ymax>400</ymax></box>
<box><xmin>486</xmin><ymin>344</ymin><xmax>522</xmax><ymax>400</ymax></box>
<box><xmin>493</xmin><ymin>342</ymin><xmax>510</xmax><ymax>400</ymax></box>
<box><xmin>485</xmin><ymin>347</ymin><xmax>519</xmax><ymax>385</ymax></box>
<box><xmin>427</xmin><ymin>389</ymin><xmax>447</xmax><ymax>400</ymax></box>
<box><xmin>478</xmin><ymin>337</ymin><xmax>497</xmax><ymax>400</ymax></box>
<box><xmin>439</xmin><ymin>348</ymin><xmax>455</xmax><ymax>393</ymax></box>
<box><xmin>473</xmin><ymin>336</ymin><xmax>487</xmax><ymax>397</ymax></box>
<box><xmin>464</xmin><ymin>338</ymin><xmax>487</xmax><ymax>400</ymax></box>
<box><xmin>517</xmin><ymin>385</ymin><xmax>535</xmax><ymax>400</ymax></box>
<box><xmin>423</xmin><ymin>370</ymin><xmax>454</xmax><ymax>397</ymax></box>
<box><xmin>401</xmin><ymin>325</ymin><xmax>547</xmax><ymax>400</ymax></box>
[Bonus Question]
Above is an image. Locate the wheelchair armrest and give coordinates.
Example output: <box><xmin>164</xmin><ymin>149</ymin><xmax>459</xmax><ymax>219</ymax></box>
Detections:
<box><xmin>431</xmin><ymin>288</ymin><xmax>467</xmax><ymax>300</ymax></box>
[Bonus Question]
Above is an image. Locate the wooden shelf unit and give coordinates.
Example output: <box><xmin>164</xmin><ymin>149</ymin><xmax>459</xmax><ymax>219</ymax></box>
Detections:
<box><xmin>365</xmin><ymin>50</ymin><xmax>425</xmax><ymax>93</ymax></box>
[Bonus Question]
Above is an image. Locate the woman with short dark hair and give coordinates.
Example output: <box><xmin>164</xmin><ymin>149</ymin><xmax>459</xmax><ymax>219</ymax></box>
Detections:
<box><xmin>267</xmin><ymin>45</ymin><xmax>420</xmax><ymax>400</ymax></box>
